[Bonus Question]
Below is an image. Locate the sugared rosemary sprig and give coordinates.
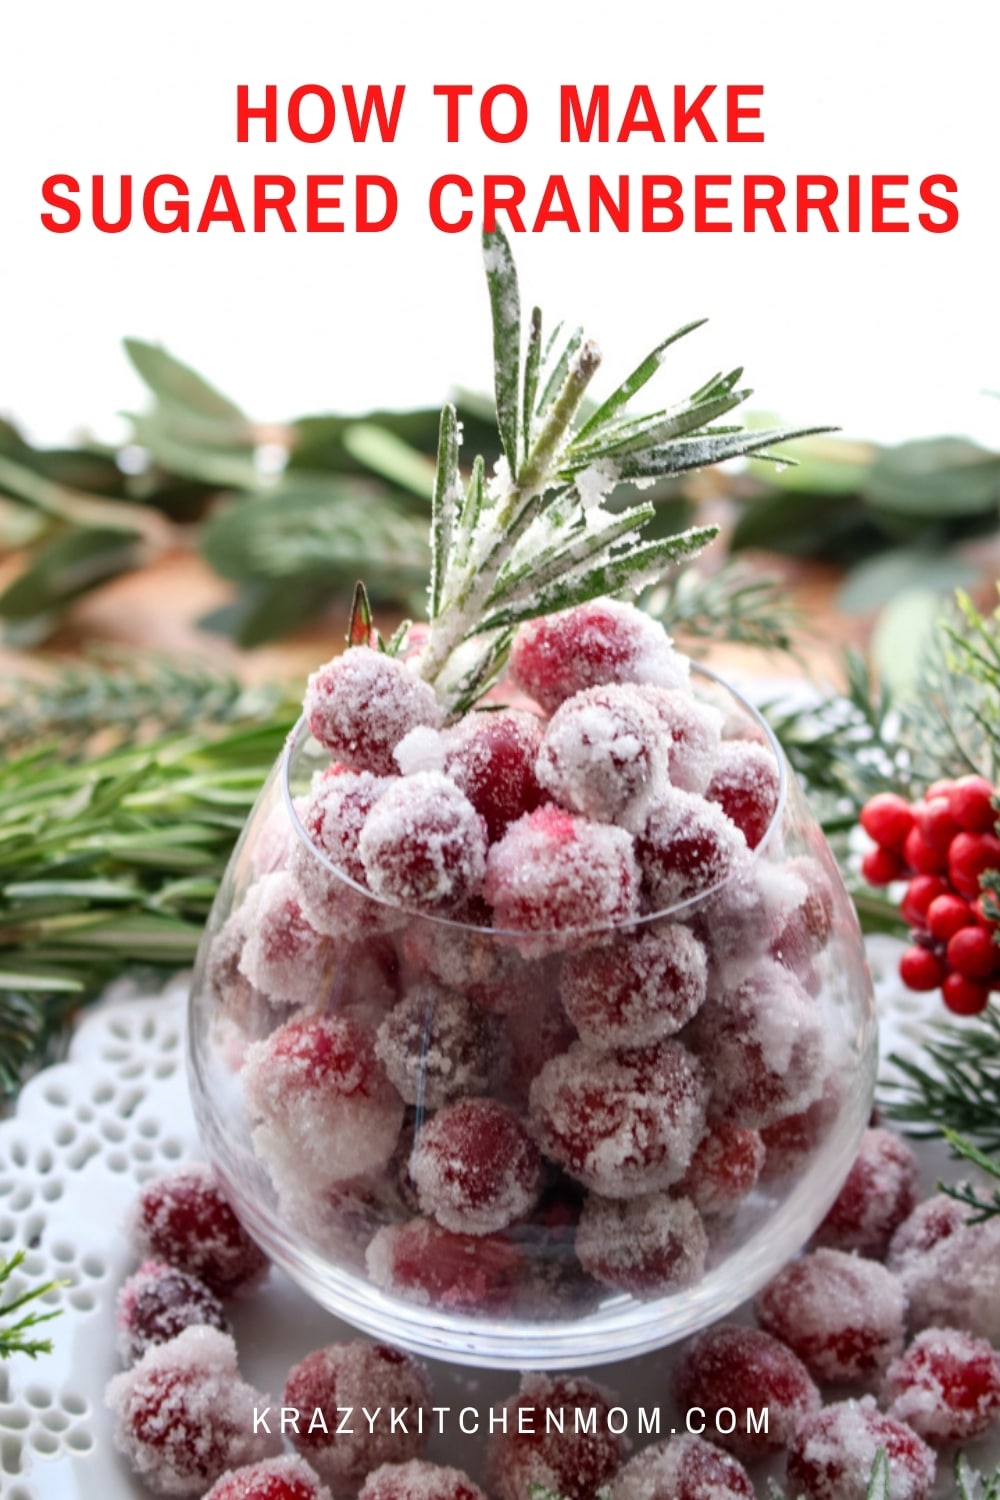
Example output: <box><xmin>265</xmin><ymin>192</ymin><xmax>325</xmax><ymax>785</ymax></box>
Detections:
<box><xmin>417</xmin><ymin>227</ymin><xmax>831</xmax><ymax>715</ymax></box>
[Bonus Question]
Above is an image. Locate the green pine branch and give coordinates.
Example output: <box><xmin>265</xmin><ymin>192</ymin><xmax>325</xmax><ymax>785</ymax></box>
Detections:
<box><xmin>0</xmin><ymin>1252</ymin><xmax>66</xmax><ymax>1361</ymax></box>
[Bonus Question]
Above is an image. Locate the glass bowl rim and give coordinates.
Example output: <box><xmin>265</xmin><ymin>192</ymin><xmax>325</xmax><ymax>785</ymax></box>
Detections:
<box><xmin>279</xmin><ymin>660</ymin><xmax>789</xmax><ymax>941</ymax></box>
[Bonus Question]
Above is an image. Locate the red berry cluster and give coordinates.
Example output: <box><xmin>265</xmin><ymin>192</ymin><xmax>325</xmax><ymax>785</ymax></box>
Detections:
<box><xmin>860</xmin><ymin>776</ymin><xmax>1000</xmax><ymax>1015</ymax></box>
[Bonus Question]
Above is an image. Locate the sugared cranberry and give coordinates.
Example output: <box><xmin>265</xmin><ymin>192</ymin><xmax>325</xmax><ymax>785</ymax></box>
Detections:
<box><xmin>812</xmin><ymin>1127</ymin><xmax>919</xmax><ymax>1259</ymax></box>
<box><xmin>243</xmin><ymin>1016</ymin><xmax>403</xmax><ymax>1195</ymax></box>
<box><xmin>117</xmin><ymin>1259</ymin><xmax>230</xmax><ymax>1365</ymax></box>
<box><xmin>442</xmin><ymin>709</ymin><xmax>545</xmax><ymax>840</ymax></box>
<box><xmin>888</xmin><ymin>1192</ymin><xmax>1000</xmax><ymax>1339</ymax></box>
<box><xmin>106</xmin><ymin>1326</ymin><xmax>280</xmax><ymax>1496</ymax></box>
<box><xmin>410</xmin><ymin>1098</ymin><xmax>541</xmax><ymax>1235</ymax></box>
<box><xmin>559</xmin><ymin>922</ymin><xmax>707</xmax><ymax>1047</ymax></box>
<box><xmin>756</xmin><ymin>1247</ymin><xmax>906</xmax><ymax>1383</ymax></box>
<box><xmin>484</xmin><ymin>1374</ymin><xmax>628</xmax><ymax>1500</ymax></box>
<box><xmin>688</xmin><ymin>961</ymin><xmax>825</xmax><ymax>1130</ymax></box>
<box><xmin>509</xmin><ymin>599</ymin><xmax>689</xmax><ymax>714</ymax></box>
<box><xmin>304</xmin><ymin>648</ymin><xmax>442</xmax><ymax>776</ymax></box>
<box><xmin>529</xmin><ymin>1038</ymin><xmax>708</xmax><ymax>1197</ymax></box>
<box><xmin>786</xmin><ymin>1398</ymin><xmax>935</xmax><ymax>1500</ymax></box>
<box><xmin>759</xmin><ymin>1076</ymin><xmax>843</xmax><ymax>1182</ymax></box>
<box><xmin>633</xmin><ymin>687</ymin><xmax>723</xmax><ymax>795</ymax></box>
<box><xmin>882</xmin><ymin>1326</ymin><xmax>1000</xmax><ymax>1445</ymax></box>
<box><xmin>359</xmin><ymin>773</ymin><xmax>488</xmax><ymax>913</ymax></box>
<box><xmin>365</xmin><ymin>1217</ymin><xmax>522</xmax><ymax>1313</ymax></box>
<box><xmin>949</xmin><ymin>830</ymin><xmax>1000</xmax><ymax>900</ymax></box>
<box><xmin>611</xmin><ymin>1435</ymin><xmax>754</xmax><ymax>1500</ymax></box>
<box><xmin>283</xmin><ymin>1342</ymin><xmax>431</xmax><ymax>1488</ymax></box>
<box><xmin>204</xmin><ymin>1455</ymin><xmax>332</xmax><ymax>1500</ymax></box>
<box><xmin>238</xmin><ymin>872</ymin><xmax>337</xmax><ymax>1006</ymax></box>
<box><xmin>535</xmin><ymin>684</ymin><xmax>668</xmax><ymax>830</ymax></box>
<box><xmin>359</xmin><ymin>1461</ymin><xmax>488</xmax><ymax>1500</ymax></box>
<box><xmin>637</xmin><ymin>787</ymin><xmax>747</xmax><ymax>910</ymax></box>
<box><xmin>484</xmin><ymin>805</ymin><xmax>640</xmax><ymax>946</ymax></box>
<box><xmin>672</xmin><ymin>1324</ymin><xmax>820</xmax><ymax>1457</ymax></box>
<box><xmin>860</xmin><ymin>793</ymin><xmax>915</xmax><ymax>852</ymax></box>
<box><xmin>375</xmin><ymin>982</ymin><xmax>495</xmax><ymax>1109</ymax></box>
<box><xmin>948</xmin><ymin>774</ymin><xmax>997</xmax><ymax>833</ymax></box>
<box><xmin>129</xmin><ymin>1165</ymin><xmax>267</xmax><ymax>1299</ymax></box>
<box><xmin>290</xmin><ymin>772</ymin><xmax>389</xmax><ymax>936</ymax></box>
<box><xmin>677</xmin><ymin>1120</ymin><xmax>765</xmax><ymax>1218</ymax></box>
<box><xmin>705</xmin><ymin>740</ymin><xmax>780</xmax><ymax>850</ymax></box>
<box><xmin>576</xmin><ymin>1191</ymin><xmax>707</xmax><ymax>1296</ymax></box>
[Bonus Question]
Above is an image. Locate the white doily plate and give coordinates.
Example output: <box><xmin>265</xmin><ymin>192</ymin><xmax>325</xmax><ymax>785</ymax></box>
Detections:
<box><xmin>0</xmin><ymin>949</ymin><xmax>992</xmax><ymax>1499</ymax></box>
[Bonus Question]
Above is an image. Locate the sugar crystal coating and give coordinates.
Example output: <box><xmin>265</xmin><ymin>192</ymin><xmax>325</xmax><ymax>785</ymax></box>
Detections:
<box><xmin>887</xmin><ymin>1191</ymin><xmax>1000</xmax><ymax>1339</ymax></box>
<box><xmin>786</xmin><ymin>1398</ymin><xmax>935</xmax><ymax>1500</ymax></box>
<box><xmin>238</xmin><ymin>872</ymin><xmax>337</xmax><ymax>1007</ymax></box>
<box><xmin>688</xmin><ymin>960</ymin><xmax>825</xmax><ymax>1130</ymax></box>
<box><xmin>365</xmin><ymin>1216</ymin><xmax>522</xmax><ymax>1313</ymax></box>
<box><xmin>283</xmin><ymin>1341</ymin><xmax>431</xmax><ymax>1487</ymax></box>
<box><xmin>813</xmin><ymin>1127</ymin><xmax>920</xmax><ymax>1259</ymax></box>
<box><xmin>882</xmin><ymin>1326</ymin><xmax>1000</xmax><ymax>1445</ymax></box>
<box><xmin>672</xmin><ymin>1324</ymin><xmax>820</xmax><ymax>1457</ymax></box>
<box><xmin>243</xmin><ymin>1016</ymin><xmax>403</xmax><ymax>1194</ymax></box>
<box><xmin>375</xmin><ymin>983</ymin><xmax>495</xmax><ymax>1109</ymax></box>
<box><xmin>358</xmin><ymin>1460</ymin><xmax>488</xmax><ymax>1500</ymax></box>
<box><xmin>304</xmin><ymin>648</ymin><xmax>442</xmax><ymax>775</ymax></box>
<box><xmin>116</xmin><ymin>1259</ymin><xmax>230</xmax><ymax>1365</ymax></box>
<box><xmin>633</xmin><ymin>687</ymin><xmax>723</xmax><ymax>795</ymax></box>
<box><xmin>610</xmin><ymin>1434</ymin><xmax>754</xmax><ymax>1500</ymax></box>
<box><xmin>675</xmin><ymin>1120</ymin><xmax>765</xmax><ymax>1218</ymax></box>
<box><xmin>576</xmin><ymin>1191</ymin><xmax>708</xmax><ymax>1296</ymax></box>
<box><xmin>637</xmin><ymin>787</ymin><xmax>747</xmax><ymax>911</ymax></box>
<box><xmin>509</xmin><ymin>599</ymin><xmax>690</xmax><ymax>714</ymax></box>
<box><xmin>535</xmin><ymin>684</ymin><xmax>669</xmax><ymax>830</ymax></box>
<box><xmin>756</xmin><ymin>1247</ymin><xmax>907</xmax><ymax>1383</ymax></box>
<box><xmin>759</xmin><ymin>1074</ymin><xmax>844</xmax><ymax>1182</ymax></box>
<box><xmin>484</xmin><ymin>804</ymin><xmax>640</xmax><ymax>945</ymax></box>
<box><xmin>410</xmin><ymin>1097</ymin><xmax>541</xmax><ymax>1234</ymax></box>
<box><xmin>529</xmin><ymin>1038</ymin><xmax>708</xmax><ymax>1198</ymax></box>
<box><xmin>290</xmin><ymin>772</ymin><xmax>389</xmax><ymax>936</ymax></box>
<box><xmin>442</xmin><ymin>709</ymin><xmax>545</xmax><ymax>840</ymax></box>
<box><xmin>129</xmin><ymin>1165</ymin><xmax>268</xmax><ymax>1299</ymax></box>
<box><xmin>706</xmin><ymin>739</ymin><xmax>781</xmax><ymax>850</ymax></box>
<box><xmin>204</xmin><ymin>1455</ymin><xmax>333</xmax><ymax>1500</ymax></box>
<box><xmin>484</xmin><ymin>1373</ymin><xmax>629</xmax><ymax>1500</ymax></box>
<box><xmin>105</xmin><ymin>1325</ymin><xmax>280</xmax><ymax>1496</ymax></box>
<box><xmin>359</xmin><ymin>773</ymin><xmax>488</xmax><ymax>912</ymax></box>
<box><xmin>560</xmin><ymin>922</ymin><xmax>707</xmax><ymax>1047</ymax></box>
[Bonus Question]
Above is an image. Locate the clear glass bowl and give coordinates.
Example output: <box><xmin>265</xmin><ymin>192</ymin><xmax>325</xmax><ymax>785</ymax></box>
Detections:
<box><xmin>187</xmin><ymin>666</ymin><xmax>876</xmax><ymax>1369</ymax></box>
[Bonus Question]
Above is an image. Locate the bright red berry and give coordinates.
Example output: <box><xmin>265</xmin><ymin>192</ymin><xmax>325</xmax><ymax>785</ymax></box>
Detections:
<box><xmin>950</xmin><ymin>831</ymin><xmax>1000</xmax><ymax>900</ymax></box>
<box><xmin>915</xmin><ymin>796</ymin><xmax>960</xmax><ymax>851</ymax></box>
<box><xmin>899</xmin><ymin>946</ymin><xmax>946</xmax><ymax>992</ymax></box>
<box><xmin>861</xmin><ymin>846</ymin><xmax>904</xmax><ymax>886</ymax></box>
<box><xmin>948</xmin><ymin>775</ymin><xmax>998</xmax><ymax>833</ymax></box>
<box><xmin>927</xmin><ymin>777</ymin><xmax>957</xmax><ymax>800</ymax></box>
<box><xmin>860</xmin><ymin>793</ymin><xmax>914</xmax><ymax>851</ymax></box>
<box><xmin>942</xmin><ymin>971</ymin><xmax>991</xmax><ymax>1015</ymax></box>
<box><xmin>926</xmin><ymin>893</ymin><xmax>974</xmax><ymax>943</ymax></box>
<box><xmin>903</xmin><ymin>824</ymin><xmax>949</xmax><ymax>875</ymax></box>
<box><xmin>973</xmin><ymin>895</ymin><xmax>999</xmax><ymax>929</ymax></box>
<box><xmin>900</xmin><ymin>874</ymin><xmax>949</xmax><ymax>929</ymax></box>
<box><xmin>947</xmin><ymin>924</ymin><xmax>998</xmax><ymax>980</ymax></box>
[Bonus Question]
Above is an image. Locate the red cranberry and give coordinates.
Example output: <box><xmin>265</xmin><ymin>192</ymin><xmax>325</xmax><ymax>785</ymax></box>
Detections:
<box><xmin>705</xmin><ymin>740</ymin><xmax>781</xmax><ymax>850</ymax></box>
<box><xmin>304</xmin><ymin>647</ymin><xmax>442</xmax><ymax>775</ymax></box>
<box><xmin>509</xmin><ymin>599</ymin><xmax>689</xmax><ymax>714</ymax></box>
<box><xmin>812</xmin><ymin>1127</ymin><xmax>919</xmax><ymax>1259</ymax></box>
<box><xmin>949</xmin><ymin>830</ymin><xmax>1000</xmax><ymax>900</ymax></box>
<box><xmin>786</xmin><ymin>1398</ymin><xmax>935</xmax><ymax>1500</ymax></box>
<box><xmin>283</xmin><ymin>1342</ymin><xmax>430</xmax><ymax>1488</ymax></box>
<box><xmin>129</xmin><ymin>1165</ymin><xmax>268</xmax><ymax>1299</ymax></box>
<box><xmin>365</xmin><ymin>1217</ymin><xmax>522</xmax><ymax>1314</ymax></box>
<box><xmin>677</xmin><ymin>1121</ymin><xmax>765</xmax><ymax>1218</ymax></box>
<box><xmin>898</xmin><ymin>947</ymin><xmax>945</xmax><ymax>992</ymax></box>
<box><xmin>484</xmin><ymin>1374</ymin><xmax>628</xmax><ymax>1500</ymax></box>
<box><xmin>860</xmin><ymin>793</ymin><xmax>915</xmax><ymax>852</ymax></box>
<box><xmin>410</xmin><ymin>1098</ymin><xmax>541</xmax><ymax>1235</ymax></box>
<box><xmin>359</xmin><ymin>773</ymin><xmax>488</xmax><ymax>913</ymax></box>
<box><xmin>948</xmin><ymin>774</ymin><xmax>997</xmax><ymax>833</ymax></box>
<box><xmin>903</xmin><ymin>824</ymin><xmax>948</xmax><ymax>875</ymax></box>
<box><xmin>359</xmin><ymin>1461</ymin><xmax>488</xmax><ymax>1500</ymax></box>
<box><xmin>443</xmin><ymin>709</ymin><xmax>545</xmax><ymax>840</ymax></box>
<box><xmin>900</xmin><ymin>874</ymin><xmax>949</xmax><ymax>929</ymax></box>
<box><xmin>925</xmin><ymin>893</ymin><xmax>974</xmax><ymax>943</ymax></box>
<box><xmin>536</xmin><ymin>684</ymin><xmax>669</xmax><ymax>830</ymax></box>
<box><xmin>375</xmin><ymin>982</ymin><xmax>495</xmax><ymax>1110</ymax></box>
<box><xmin>861</xmin><ymin>846</ymin><xmax>905</xmax><ymax>886</ymax></box>
<box><xmin>559</xmin><ymin>922</ymin><xmax>707</xmax><ymax>1048</ymax></box>
<box><xmin>942</xmin><ymin>971</ymin><xmax>991</xmax><ymax>1015</ymax></box>
<box><xmin>947</xmin><ymin>923</ymin><xmax>998</xmax><ymax>979</ymax></box>
<box><xmin>116</xmin><ymin>1259</ymin><xmax>230</xmax><ymax>1365</ymax></box>
<box><xmin>576</xmin><ymin>1192</ymin><xmax>707</xmax><ymax>1296</ymax></box>
<box><xmin>672</xmin><ymin>1324</ymin><xmax>820</xmax><ymax>1457</ymax></box>
<box><xmin>611</xmin><ymin>1435</ymin><xmax>753</xmax><ymax>1500</ymax></box>
<box><xmin>915</xmin><ymin>795</ymin><xmax>959</xmax><ymax>851</ymax></box>
<box><xmin>204</xmin><ymin>1455</ymin><xmax>332</xmax><ymax>1500</ymax></box>
<box><xmin>756</xmin><ymin>1247</ymin><xmax>906</xmax><ymax>1383</ymax></box>
<box><xmin>637</xmin><ymin>787</ymin><xmax>747</xmax><ymax>910</ymax></box>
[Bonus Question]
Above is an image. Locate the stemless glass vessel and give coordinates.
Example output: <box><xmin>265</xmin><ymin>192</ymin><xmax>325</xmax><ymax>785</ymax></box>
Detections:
<box><xmin>187</xmin><ymin>666</ymin><xmax>876</xmax><ymax>1370</ymax></box>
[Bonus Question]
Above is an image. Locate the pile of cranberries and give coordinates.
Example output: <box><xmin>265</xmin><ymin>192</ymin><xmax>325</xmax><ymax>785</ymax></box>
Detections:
<box><xmin>859</xmin><ymin>777</ymin><xmax>1000</xmax><ymax>1014</ymax></box>
<box><xmin>200</xmin><ymin>597</ymin><xmax>854</xmax><ymax>1315</ymax></box>
<box><xmin>108</xmin><ymin>1134</ymin><xmax>1000</xmax><ymax>1499</ymax></box>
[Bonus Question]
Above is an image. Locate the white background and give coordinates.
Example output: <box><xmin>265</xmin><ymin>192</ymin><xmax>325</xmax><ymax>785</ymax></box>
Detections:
<box><xmin>1</xmin><ymin>0</ymin><xmax>997</xmax><ymax>451</ymax></box>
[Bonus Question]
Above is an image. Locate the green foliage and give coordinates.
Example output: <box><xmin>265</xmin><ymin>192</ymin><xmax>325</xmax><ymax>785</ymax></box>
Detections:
<box><xmin>0</xmin><ymin>1252</ymin><xmax>65</xmax><ymax>1362</ymax></box>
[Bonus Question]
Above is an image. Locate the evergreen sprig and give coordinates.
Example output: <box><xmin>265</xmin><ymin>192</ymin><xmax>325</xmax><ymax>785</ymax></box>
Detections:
<box><xmin>0</xmin><ymin>1251</ymin><xmax>65</xmax><ymax>1361</ymax></box>
<box><xmin>417</xmin><ymin>227</ymin><xmax>831</xmax><ymax>714</ymax></box>
<box><xmin>883</xmin><ymin>1007</ymin><xmax>1000</xmax><ymax>1152</ymax></box>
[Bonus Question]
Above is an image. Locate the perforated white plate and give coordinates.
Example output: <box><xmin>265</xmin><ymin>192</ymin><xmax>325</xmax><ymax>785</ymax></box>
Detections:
<box><xmin>0</xmin><ymin>949</ymin><xmax>992</xmax><ymax>1498</ymax></box>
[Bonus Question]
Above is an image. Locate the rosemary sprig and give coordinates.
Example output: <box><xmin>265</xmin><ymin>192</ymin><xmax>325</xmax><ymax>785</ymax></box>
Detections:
<box><xmin>0</xmin><ymin>1251</ymin><xmax>65</xmax><ymax>1361</ymax></box>
<box><xmin>882</xmin><ymin>1006</ymin><xmax>1000</xmax><ymax>1151</ymax></box>
<box><xmin>417</xmin><ymin>227</ymin><xmax>831</xmax><ymax>714</ymax></box>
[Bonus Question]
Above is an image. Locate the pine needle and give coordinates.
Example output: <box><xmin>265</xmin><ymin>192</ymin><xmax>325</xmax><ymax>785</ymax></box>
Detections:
<box><xmin>0</xmin><ymin>1252</ymin><xmax>66</xmax><ymax>1361</ymax></box>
